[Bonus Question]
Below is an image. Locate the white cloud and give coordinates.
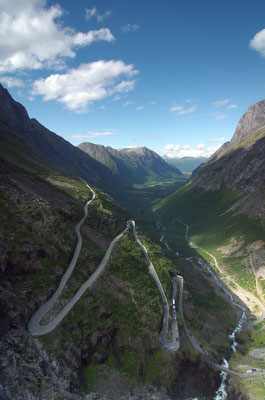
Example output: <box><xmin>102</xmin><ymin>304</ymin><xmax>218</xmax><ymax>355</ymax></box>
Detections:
<box><xmin>213</xmin><ymin>99</ymin><xmax>230</xmax><ymax>107</ymax></box>
<box><xmin>150</xmin><ymin>101</ymin><xmax>157</xmax><ymax>105</ymax></box>
<box><xmin>250</xmin><ymin>28</ymin><xmax>265</xmax><ymax>56</ymax></box>
<box><xmin>184</xmin><ymin>98</ymin><xmax>193</xmax><ymax>103</ymax></box>
<box><xmin>215</xmin><ymin>114</ymin><xmax>228</xmax><ymax>120</ymax></box>
<box><xmin>71</xmin><ymin>131</ymin><xmax>117</xmax><ymax>140</ymax></box>
<box><xmin>207</xmin><ymin>137</ymin><xmax>226</xmax><ymax>143</ymax></box>
<box><xmin>159</xmin><ymin>143</ymin><xmax>222</xmax><ymax>158</ymax></box>
<box><xmin>164</xmin><ymin>144</ymin><xmax>174</xmax><ymax>150</ymax></box>
<box><xmin>227</xmin><ymin>104</ymin><xmax>238</xmax><ymax>109</ymax></box>
<box><xmin>121</xmin><ymin>24</ymin><xmax>140</xmax><ymax>33</ymax></box>
<box><xmin>0</xmin><ymin>0</ymin><xmax>115</xmax><ymax>73</ymax></box>
<box><xmin>84</xmin><ymin>7</ymin><xmax>97</xmax><ymax>19</ymax></box>
<box><xmin>170</xmin><ymin>104</ymin><xmax>197</xmax><ymax>115</ymax></box>
<box><xmin>0</xmin><ymin>76</ymin><xmax>25</xmax><ymax>87</ymax></box>
<box><xmin>123</xmin><ymin>101</ymin><xmax>134</xmax><ymax>107</ymax></box>
<box><xmin>136</xmin><ymin>105</ymin><xmax>144</xmax><ymax>110</ymax></box>
<box><xmin>115</xmin><ymin>80</ymin><xmax>136</xmax><ymax>93</ymax></box>
<box><xmin>178</xmin><ymin>105</ymin><xmax>197</xmax><ymax>115</ymax></box>
<box><xmin>32</xmin><ymin>60</ymin><xmax>139</xmax><ymax>113</ymax></box>
<box><xmin>85</xmin><ymin>7</ymin><xmax>112</xmax><ymax>23</ymax></box>
<box><xmin>170</xmin><ymin>105</ymin><xmax>183</xmax><ymax>112</ymax></box>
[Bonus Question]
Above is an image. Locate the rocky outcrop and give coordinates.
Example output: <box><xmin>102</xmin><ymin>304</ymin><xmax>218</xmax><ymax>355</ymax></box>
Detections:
<box><xmin>231</xmin><ymin>99</ymin><xmax>265</xmax><ymax>144</ymax></box>
<box><xmin>191</xmin><ymin>100</ymin><xmax>265</xmax><ymax>224</ymax></box>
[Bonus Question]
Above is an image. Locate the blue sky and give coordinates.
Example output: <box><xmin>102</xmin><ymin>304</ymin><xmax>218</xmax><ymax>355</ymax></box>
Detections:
<box><xmin>1</xmin><ymin>0</ymin><xmax>265</xmax><ymax>158</ymax></box>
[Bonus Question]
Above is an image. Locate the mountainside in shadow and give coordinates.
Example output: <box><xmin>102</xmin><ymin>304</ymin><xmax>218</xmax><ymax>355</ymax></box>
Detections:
<box><xmin>78</xmin><ymin>142</ymin><xmax>182</xmax><ymax>185</ymax></box>
<box><xmin>0</xmin><ymin>121</ymin><xmax>224</xmax><ymax>400</ymax></box>
<box><xmin>0</xmin><ymin>84</ymin><xmax>127</xmax><ymax>198</ymax></box>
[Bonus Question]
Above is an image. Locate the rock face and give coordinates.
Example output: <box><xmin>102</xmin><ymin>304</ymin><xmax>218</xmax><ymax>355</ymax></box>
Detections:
<box><xmin>231</xmin><ymin>99</ymin><xmax>265</xmax><ymax>144</ymax></box>
<box><xmin>191</xmin><ymin>99</ymin><xmax>265</xmax><ymax>223</ymax></box>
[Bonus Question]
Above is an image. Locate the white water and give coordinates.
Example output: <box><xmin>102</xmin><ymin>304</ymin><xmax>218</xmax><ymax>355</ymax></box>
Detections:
<box><xmin>156</xmin><ymin>217</ymin><xmax>248</xmax><ymax>400</ymax></box>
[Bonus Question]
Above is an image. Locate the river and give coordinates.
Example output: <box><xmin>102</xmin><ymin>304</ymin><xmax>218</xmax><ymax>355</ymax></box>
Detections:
<box><xmin>157</xmin><ymin>218</ymin><xmax>247</xmax><ymax>400</ymax></box>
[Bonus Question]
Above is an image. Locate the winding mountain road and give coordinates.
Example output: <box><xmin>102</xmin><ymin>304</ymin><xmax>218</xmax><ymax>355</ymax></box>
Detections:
<box><xmin>28</xmin><ymin>181</ymin><xmax>179</xmax><ymax>351</ymax></box>
<box><xmin>131</xmin><ymin>221</ymin><xmax>180</xmax><ymax>351</ymax></box>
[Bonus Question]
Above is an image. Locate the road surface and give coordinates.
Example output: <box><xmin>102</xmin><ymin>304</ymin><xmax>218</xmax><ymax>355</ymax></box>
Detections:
<box><xmin>131</xmin><ymin>221</ymin><xmax>180</xmax><ymax>351</ymax></box>
<box><xmin>28</xmin><ymin>182</ymin><xmax>179</xmax><ymax>351</ymax></box>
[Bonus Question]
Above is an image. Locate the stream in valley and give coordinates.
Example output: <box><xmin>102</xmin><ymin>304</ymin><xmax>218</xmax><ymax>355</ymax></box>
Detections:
<box><xmin>157</xmin><ymin>218</ymin><xmax>247</xmax><ymax>400</ymax></box>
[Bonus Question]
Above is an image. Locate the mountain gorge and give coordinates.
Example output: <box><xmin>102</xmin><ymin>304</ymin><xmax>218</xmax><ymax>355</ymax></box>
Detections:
<box><xmin>0</xmin><ymin>86</ymin><xmax>265</xmax><ymax>400</ymax></box>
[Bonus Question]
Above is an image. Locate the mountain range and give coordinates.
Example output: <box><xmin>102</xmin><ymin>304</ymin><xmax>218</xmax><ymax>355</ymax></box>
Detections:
<box><xmin>78</xmin><ymin>142</ymin><xmax>182</xmax><ymax>185</ymax></box>
<box><xmin>0</xmin><ymin>84</ymin><xmax>265</xmax><ymax>400</ymax></box>
<box><xmin>0</xmin><ymin>83</ymin><xmax>181</xmax><ymax>199</ymax></box>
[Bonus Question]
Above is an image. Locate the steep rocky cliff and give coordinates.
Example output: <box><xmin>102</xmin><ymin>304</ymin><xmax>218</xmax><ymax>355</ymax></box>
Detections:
<box><xmin>191</xmin><ymin>100</ymin><xmax>265</xmax><ymax>224</ymax></box>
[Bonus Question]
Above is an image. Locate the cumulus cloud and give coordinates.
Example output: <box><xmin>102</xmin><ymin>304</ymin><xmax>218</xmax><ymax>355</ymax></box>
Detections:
<box><xmin>136</xmin><ymin>105</ymin><xmax>144</xmax><ymax>110</ymax></box>
<box><xmin>85</xmin><ymin>7</ymin><xmax>112</xmax><ymax>23</ymax></box>
<box><xmin>213</xmin><ymin>99</ymin><xmax>230</xmax><ymax>107</ymax></box>
<box><xmin>121</xmin><ymin>24</ymin><xmax>140</xmax><ymax>33</ymax></box>
<box><xmin>0</xmin><ymin>0</ymin><xmax>115</xmax><ymax>73</ymax></box>
<box><xmin>0</xmin><ymin>76</ymin><xmax>25</xmax><ymax>87</ymax></box>
<box><xmin>159</xmin><ymin>141</ymin><xmax>225</xmax><ymax>158</ymax></box>
<box><xmin>32</xmin><ymin>60</ymin><xmax>139</xmax><ymax>113</ymax></box>
<box><xmin>227</xmin><ymin>104</ymin><xmax>238</xmax><ymax>109</ymax></box>
<box><xmin>250</xmin><ymin>28</ymin><xmax>265</xmax><ymax>56</ymax></box>
<box><xmin>71</xmin><ymin>131</ymin><xmax>117</xmax><ymax>140</ymax></box>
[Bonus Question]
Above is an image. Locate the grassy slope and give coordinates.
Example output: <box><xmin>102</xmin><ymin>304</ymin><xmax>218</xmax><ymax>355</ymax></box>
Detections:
<box><xmin>155</xmin><ymin>184</ymin><xmax>265</xmax><ymax>399</ymax></box>
<box><xmin>0</xmin><ymin>127</ymin><xmax>197</xmax><ymax>395</ymax></box>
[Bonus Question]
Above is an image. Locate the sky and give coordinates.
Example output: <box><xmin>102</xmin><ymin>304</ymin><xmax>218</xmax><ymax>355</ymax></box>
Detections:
<box><xmin>2</xmin><ymin>0</ymin><xmax>265</xmax><ymax>158</ymax></box>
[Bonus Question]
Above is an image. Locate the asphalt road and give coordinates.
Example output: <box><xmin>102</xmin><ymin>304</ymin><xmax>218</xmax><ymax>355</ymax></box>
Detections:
<box><xmin>131</xmin><ymin>221</ymin><xmax>180</xmax><ymax>351</ymax></box>
<box><xmin>28</xmin><ymin>182</ymin><xmax>131</xmax><ymax>335</ymax></box>
<box><xmin>175</xmin><ymin>275</ymin><xmax>265</xmax><ymax>378</ymax></box>
<box><xmin>28</xmin><ymin>181</ymin><xmax>180</xmax><ymax>349</ymax></box>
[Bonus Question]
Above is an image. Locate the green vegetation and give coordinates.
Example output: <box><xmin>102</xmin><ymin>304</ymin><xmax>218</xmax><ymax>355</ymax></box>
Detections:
<box><xmin>82</xmin><ymin>364</ymin><xmax>108</xmax><ymax>393</ymax></box>
<box><xmin>155</xmin><ymin>186</ymin><xmax>265</xmax><ymax>294</ymax></box>
<box><xmin>143</xmin><ymin>351</ymin><xmax>164</xmax><ymax>383</ymax></box>
<box><xmin>187</xmin><ymin>285</ymin><xmax>229</xmax><ymax>312</ymax></box>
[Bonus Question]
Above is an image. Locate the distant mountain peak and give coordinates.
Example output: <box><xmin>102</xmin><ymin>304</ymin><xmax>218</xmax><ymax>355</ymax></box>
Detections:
<box><xmin>78</xmin><ymin>142</ymin><xmax>182</xmax><ymax>184</ymax></box>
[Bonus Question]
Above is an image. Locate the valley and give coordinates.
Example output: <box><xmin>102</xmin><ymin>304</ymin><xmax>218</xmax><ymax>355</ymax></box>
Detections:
<box><xmin>0</xmin><ymin>85</ymin><xmax>264</xmax><ymax>400</ymax></box>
